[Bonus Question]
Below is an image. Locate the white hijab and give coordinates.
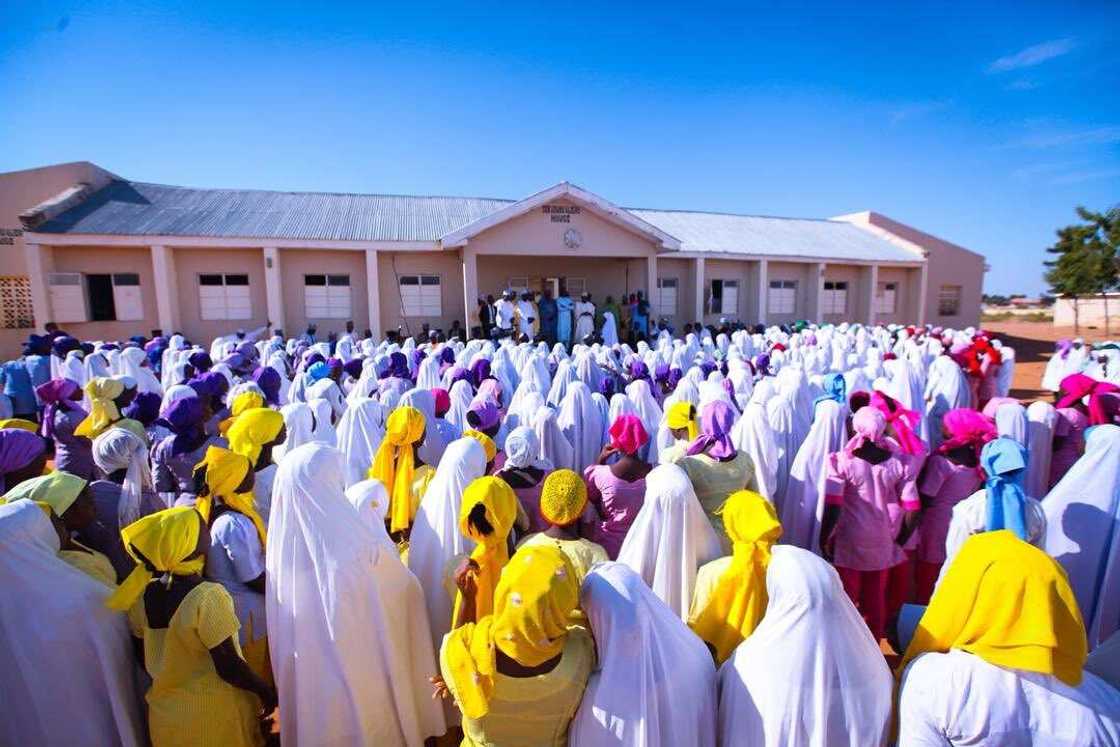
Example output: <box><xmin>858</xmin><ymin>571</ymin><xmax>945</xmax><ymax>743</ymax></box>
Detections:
<box><xmin>266</xmin><ymin>443</ymin><xmax>445</xmax><ymax>746</ymax></box>
<box><xmin>617</xmin><ymin>463</ymin><xmax>722</xmax><ymax>619</ymax></box>
<box><xmin>1024</xmin><ymin>401</ymin><xmax>1057</xmax><ymax>501</ymax></box>
<box><xmin>335</xmin><ymin>399</ymin><xmax>387</xmax><ymax>488</ymax></box>
<box><xmin>730</xmin><ymin>379</ymin><xmax>780</xmax><ymax>502</ymax></box>
<box><xmin>119</xmin><ymin>347</ymin><xmax>162</xmax><ymax>395</ymax></box>
<box><xmin>557</xmin><ymin>381</ymin><xmax>604</xmax><ymax>473</ymax></box>
<box><xmin>0</xmin><ymin>501</ymin><xmax>144</xmax><ymax>746</ymax></box>
<box><xmin>275</xmin><ymin>402</ymin><xmax>315</xmax><ymax>460</ymax></box>
<box><xmin>779</xmin><ymin>400</ymin><xmax>847</xmax><ymax>553</ymax></box>
<box><xmin>571</xmin><ymin>562</ymin><xmax>717</xmax><ymax>747</ymax></box>
<box><xmin>533</xmin><ymin>405</ymin><xmax>574</xmax><ymax>472</ymax></box>
<box><xmin>91</xmin><ymin>427</ymin><xmax>154</xmax><ymax>527</ymax></box>
<box><xmin>445</xmin><ymin>379</ymin><xmax>474</xmax><ymax>433</ymax></box>
<box><xmin>994</xmin><ymin>401</ymin><xmax>1029</xmax><ymax>448</ymax></box>
<box><xmin>346</xmin><ymin>478</ymin><xmax>396</xmax><ymax>555</ymax></box>
<box><xmin>718</xmin><ymin>546</ymin><xmax>892</xmax><ymax>747</ymax></box>
<box><xmin>399</xmin><ymin>388</ymin><xmax>448</xmax><ymax>466</ymax></box>
<box><xmin>626</xmin><ymin>379</ymin><xmax>664</xmax><ymax>462</ymax></box>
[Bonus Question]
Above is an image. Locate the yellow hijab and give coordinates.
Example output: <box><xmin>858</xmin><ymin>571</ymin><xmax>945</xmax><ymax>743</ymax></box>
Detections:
<box><xmin>0</xmin><ymin>418</ymin><xmax>39</xmax><ymax>432</ymax></box>
<box><xmin>453</xmin><ymin>476</ymin><xmax>519</xmax><ymax>624</ymax></box>
<box><xmin>218</xmin><ymin>391</ymin><xmax>266</xmax><ymax>435</ymax></box>
<box><xmin>689</xmin><ymin>490</ymin><xmax>781</xmax><ymax>663</ymax></box>
<box><xmin>106</xmin><ymin>506</ymin><xmax>205</xmax><ymax>611</ymax></box>
<box><xmin>369</xmin><ymin>406</ymin><xmax>425</xmax><ymax>533</ymax></box>
<box><xmin>2</xmin><ymin>471</ymin><xmax>88</xmax><ymax>516</ymax></box>
<box><xmin>227</xmin><ymin>408</ymin><xmax>285</xmax><ymax>466</ymax></box>
<box><xmin>898</xmin><ymin>530</ymin><xmax>1087</xmax><ymax>686</ymax></box>
<box><xmin>462</xmin><ymin>429</ymin><xmax>498</xmax><ymax>463</ymax></box>
<box><xmin>75</xmin><ymin>377</ymin><xmax>124</xmax><ymax>438</ymax></box>
<box><xmin>193</xmin><ymin>445</ymin><xmax>266</xmax><ymax>547</ymax></box>
<box><xmin>444</xmin><ymin>545</ymin><xmax>579</xmax><ymax>719</ymax></box>
<box><xmin>666</xmin><ymin>401</ymin><xmax>699</xmax><ymax>441</ymax></box>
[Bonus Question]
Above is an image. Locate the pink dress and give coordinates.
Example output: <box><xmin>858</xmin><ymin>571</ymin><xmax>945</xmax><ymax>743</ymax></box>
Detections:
<box><xmin>825</xmin><ymin>451</ymin><xmax>920</xmax><ymax>572</ymax></box>
<box><xmin>513</xmin><ymin>481</ymin><xmax>547</xmax><ymax>535</ymax></box>
<box><xmin>1050</xmin><ymin>407</ymin><xmax>1088</xmax><ymax>488</ymax></box>
<box><xmin>580</xmin><ymin>464</ymin><xmax>646</xmax><ymax>560</ymax></box>
<box><xmin>916</xmin><ymin>454</ymin><xmax>983</xmax><ymax>565</ymax></box>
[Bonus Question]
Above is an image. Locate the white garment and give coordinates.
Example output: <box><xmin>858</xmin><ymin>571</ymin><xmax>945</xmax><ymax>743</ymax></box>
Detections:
<box><xmin>252</xmin><ymin>463</ymin><xmax>277</xmax><ymax>526</ymax></box>
<box><xmin>517</xmin><ymin>299</ymin><xmax>536</xmax><ymax>337</ymax></box>
<box><xmin>399</xmin><ymin>388</ymin><xmax>449</xmax><ymax>466</ymax></box>
<box><xmin>626</xmin><ymin>379</ymin><xmax>663</xmax><ymax>463</ymax></box>
<box><xmin>533</xmin><ymin>405</ymin><xmax>574</xmax><ymax>471</ymax></box>
<box><xmin>119</xmin><ymin>347</ymin><xmax>162</xmax><ymax>395</ymax></box>
<box><xmin>779</xmin><ymin>400</ymin><xmax>846</xmax><ymax>553</ymax></box>
<box><xmin>90</xmin><ymin>426</ymin><xmax>153</xmax><ymax>529</ymax></box>
<box><xmin>335</xmin><ymin>399</ymin><xmax>387</xmax><ymax>488</ymax></box>
<box><xmin>730</xmin><ymin>384</ymin><xmax>780</xmax><ymax>502</ymax></box>
<box><xmin>571</xmin><ymin>562</ymin><xmax>717</xmax><ymax>747</ymax></box>
<box><xmin>939</xmin><ymin>488</ymin><xmax>1047</xmax><ymax>587</ymax></box>
<box><xmin>266</xmin><ymin>443</ymin><xmax>445</xmax><ymax>746</ymax></box>
<box><xmin>407</xmin><ymin>438</ymin><xmax>487</xmax><ymax>654</ymax></box>
<box><xmin>558</xmin><ymin>381</ymin><xmax>604</xmax><ymax>473</ymax></box>
<box><xmin>0</xmin><ymin>501</ymin><xmax>144</xmax><ymax>747</ymax></box>
<box><xmin>1044</xmin><ymin>424</ymin><xmax>1120</xmax><ymax>649</ymax></box>
<box><xmin>899</xmin><ymin>649</ymin><xmax>1120</xmax><ymax>746</ymax></box>
<box><xmin>206</xmin><ymin>511</ymin><xmax>266</xmax><ymax>646</ymax></box>
<box><xmin>276</xmin><ymin>402</ymin><xmax>316</xmax><ymax>460</ymax></box>
<box><xmin>923</xmin><ymin>355</ymin><xmax>970</xmax><ymax>452</ymax></box>
<box><xmin>346</xmin><ymin>479</ymin><xmax>397</xmax><ymax>556</ymax></box>
<box><xmin>995</xmin><ymin>402</ymin><xmax>1029</xmax><ymax>448</ymax></box>
<box><xmin>575</xmin><ymin>300</ymin><xmax>596</xmax><ymax>341</ymax></box>
<box><xmin>494</xmin><ymin>298</ymin><xmax>516</xmax><ymax>331</ymax></box>
<box><xmin>601</xmin><ymin>311</ymin><xmax>619</xmax><ymax>347</ymax></box>
<box><xmin>1025</xmin><ymin>401</ymin><xmax>1057</xmax><ymax>501</ymax></box>
<box><xmin>309</xmin><ymin>398</ymin><xmax>337</xmax><ymax>446</ymax></box>
<box><xmin>617</xmin><ymin>463</ymin><xmax>722</xmax><ymax>619</ymax></box>
<box><xmin>718</xmin><ymin>545</ymin><xmax>892</xmax><ymax>747</ymax></box>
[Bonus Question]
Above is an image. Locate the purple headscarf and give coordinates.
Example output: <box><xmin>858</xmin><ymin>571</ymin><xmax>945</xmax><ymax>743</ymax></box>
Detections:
<box><xmin>157</xmin><ymin>397</ymin><xmax>207</xmax><ymax>455</ymax></box>
<box><xmin>236</xmin><ymin>341</ymin><xmax>258</xmax><ymax>361</ymax></box>
<box><xmin>699</xmin><ymin>360</ymin><xmax>718</xmax><ymax>379</ymax></box>
<box><xmin>388</xmin><ymin>352</ymin><xmax>410</xmax><ymax>380</ymax></box>
<box><xmin>188</xmin><ymin>350</ymin><xmax>213</xmax><ymax>372</ymax></box>
<box><xmin>51</xmin><ymin>336</ymin><xmax>80</xmax><ymax>357</ymax></box>
<box><xmin>223</xmin><ymin>352</ymin><xmax>250</xmax><ymax>374</ymax></box>
<box><xmin>342</xmin><ymin>359</ymin><xmax>363</xmax><ymax>380</ymax></box>
<box><xmin>629</xmin><ymin>359</ymin><xmax>650</xmax><ymax>384</ymax></box>
<box><xmin>36</xmin><ymin>379</ymin><xmax>81</xmax><ymax>440</ymax></box>
<box><xmin>599</xmin><ymin>377</ymin><xmax>617</xmax><ymax>398</ymax></box>
<box><xmin>326</xmin><ymin>358</ymin><xmax>344</xmax><ymax>379</ymax></box>
<box><xmin>124</xmin><ymin>391</ymin><xmax>162</xmax><ymax>426</ymax></box>
<box><xmin>1056</xmin><ymin>339</ymin><xmax>1072</xmax><ymax>360</ymax></box>
<box><xmin>470</xmin><ymin>358</ymin><xmax>492</xmax><ymax>388</ymax></box>
<box><xmin>189</xmin><ymin>372</ymin><xmax>229</xmax><ymax>402</ymax></box>
<box><xmin>449</xmin><ymin>366</ymin><xmax>470</xmax><ymax>386</ymax></box>
<box><xmin>438</xmin><ymin>347</ymin><xmax>455</xmax><ymax>370</ymax></box>
<box><xmin>0</xmin><ymin>429</ymin><xmax>48</xmax><ymax>491</ymax></box>
<box><xmin>466</xmin><ymin>400</ymin><xmax>501</xmax><ymax>432</ymax></box>
<box><xmin>686</xmin><ymin>401</ymin><xmax>737</xmax><ymax>460</ymax></box>
<box><xmin>253</xmin><ymin>366</ymin><xmax>282</xmax><ymax>405</ymax></box>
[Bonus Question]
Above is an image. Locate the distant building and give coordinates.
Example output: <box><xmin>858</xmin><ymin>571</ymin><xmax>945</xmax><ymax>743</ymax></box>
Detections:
<box><xmin>0</xmin><ymin>161</ymin><xmax>986</xmax><ymax>351</ymax></box>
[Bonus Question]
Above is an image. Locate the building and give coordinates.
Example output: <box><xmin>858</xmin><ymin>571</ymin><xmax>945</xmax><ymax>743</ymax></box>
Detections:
<box><xmin>0</xmin><ymin>161</ymin><xmax>985</xmax><ymax>353</ymax></box>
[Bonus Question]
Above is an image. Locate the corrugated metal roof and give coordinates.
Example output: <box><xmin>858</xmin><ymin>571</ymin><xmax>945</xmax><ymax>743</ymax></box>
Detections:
<box><xmin>34</xmin><ymin>179</ymin><xmax>922</xmax><ymax>262</ymax></box>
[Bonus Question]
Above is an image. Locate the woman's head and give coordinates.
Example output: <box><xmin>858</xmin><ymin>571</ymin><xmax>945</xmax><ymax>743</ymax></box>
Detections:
<box><xmin>666</xmin><ymin>401</ymin><xmax>698</xmax><ymax>441</ymax></box>
<box><xmin>3</xmin><ymin>471</ymin><xmax>93</xmax><ymax>532</ymax></box>
<box><xmin>539</xmin><ymin>469</ymin><xmax>588</xmax><ymax>527</ymax></box>
<box><xmin>459</xmin><ymin>475</ymin><xmax>518</xmax><ymax>542</ymax></box>
<box><xmin>608</xmin><ymin>414</ymin><xmax>649</xmax><ymax>458</ymax></box>
<box><xmin>0</xmin><ymin>429</ymin><xmax>49</xmax><ymax>492</ymax></box>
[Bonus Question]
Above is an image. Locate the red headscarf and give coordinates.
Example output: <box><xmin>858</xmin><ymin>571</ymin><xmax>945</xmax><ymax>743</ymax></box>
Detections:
<box><xmin>1057</xmin><ymin>373</ymin><xmax>1120</xmax><ymax>425</ymax></box>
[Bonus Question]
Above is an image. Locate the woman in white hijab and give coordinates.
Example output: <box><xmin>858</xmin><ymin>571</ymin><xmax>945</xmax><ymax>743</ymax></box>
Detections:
<box><xmin>119</xmin><ymin>346</ymin><xmax>162</xmax><ymax>395</ymax></box>
<box><xmin>571</xmin><ymin>562</ymin><xmax>717</xmax><ymax>747</ymax></box>
<box><xmin>730</xmin><ymin>379</ymin><xmax>780</xmax><ymax>502</ymax></box>
<box><xmin>558</xmin><ymin>381</ymin><xmax>604</xmax><ymax>473</ymax></box>
<box><xmin>407</xmin><ymin>437</ymin><xmax>489</xmax><ymax>654</ymax></box>
<box><xmin>617</xmin><ymin>463</ymin><xmax>722</xmax><ymax>619</ymax></box>
<box><xmin>923</xmin><ymin>354</ymin><xmax>970</xmax><ymax>452</ymax></box>
<box><xmin>766</xmin><ymin>382</ymin><xmax>797</xmax><ymax>509</ymax></box>
<box><xmin>91</xmin><ymin>426</ymin><xmax>157</xmax><ymax>526</ymax></box>
<box><xmin>275</xmin><ymin>402</ymin><xmax>316</xmax><ymax>460</ymax></box>
<box><xmin>533</xmin><ymin>405</ymin><xmax>575</xmax><ymax>472</ymax></box>
<box><xmin>335</xmin><ymin>398</ymin><xmax>388</xmax><ymax>488</ymax></box>
<box><xmin>718</xmin><ymin>545</ymin><xmax>892</xmax><ymax>747</ymax></box>
<box><xmin>994</xmin><ymin>401</ymin><xmax>1029</xmax><ymax>448</ymax></box>
<box><xmin>1044</xmin><ymin>424</ymin><xmax>1120</xmax><ymax>649</ymax></box>
<box><xmin>626</xmin><ymin>379</ymin><xmax>664</xmax><ymax>463</ymax></box>
<box><xmin>267</xmin><ymin>443</ymin><xmax>446</xmax><ymax>746</ymax></box>
<box><xmin>1024</xmin><ymin>401</ymin><xmax>1057</xmax><ymax>501</ymax></box>
<box><xmin>0</xmin><ymin>501</ymin><xmax>144</xmax><ymax>747</ymax></box>
<box><xmin>601</xmin><ymin>310</ymin><xmax>620</xmax><ymax>347</ymax></box>
<box><xmin>399</xmin><ymin>388</ymin><xmax>449</xmax><ymax>466</ymax></box>
<box><xmin>779</xmin><ymin>400</ymin><xmax>847</xmax><ymax>553</ymax></box>
<box><xmin>346</xmin><ymin>478</ymin><xmax>397</xmax><ymax>556</ymax></box>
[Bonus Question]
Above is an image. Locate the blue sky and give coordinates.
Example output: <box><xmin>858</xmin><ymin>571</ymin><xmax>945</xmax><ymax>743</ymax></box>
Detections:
<box><xmin>2</xmin><ymin>1</ymin><xmax>1117</xmax><ymax>295</ymax></box>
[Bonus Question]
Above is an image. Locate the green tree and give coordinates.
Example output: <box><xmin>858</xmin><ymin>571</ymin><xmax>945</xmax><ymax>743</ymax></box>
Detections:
<box><xmin>1044</xmin><ymin>205</ymin><xmax>1120</xmax><ymax>335</ymax></box>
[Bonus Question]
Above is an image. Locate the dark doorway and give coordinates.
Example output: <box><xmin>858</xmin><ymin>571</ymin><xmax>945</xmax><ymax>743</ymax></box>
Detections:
<box><xmin>86</xmin><ymin>274</ymin><xmax>117</xmax><ymax>321</ymax></box>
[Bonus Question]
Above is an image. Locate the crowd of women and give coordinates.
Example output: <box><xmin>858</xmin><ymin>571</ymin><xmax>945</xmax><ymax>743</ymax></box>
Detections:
<box><xmin>2</xmin><ymin>320</ymin><xmax>1120</xmax><ymax>746</ymax></box>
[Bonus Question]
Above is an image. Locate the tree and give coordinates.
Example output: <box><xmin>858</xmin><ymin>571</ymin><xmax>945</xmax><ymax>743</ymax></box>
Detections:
<box><xmin>1044</xmin><ymin>205</ymin><xmax>1120</xmax><ymax>335</ymax></box>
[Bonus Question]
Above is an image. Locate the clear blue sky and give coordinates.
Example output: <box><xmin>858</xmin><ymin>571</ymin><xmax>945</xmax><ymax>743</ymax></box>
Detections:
<box><xmin>2</xmin><ymin>1</ymin><xmax>1117</xmax><ymax>295</ymax></box>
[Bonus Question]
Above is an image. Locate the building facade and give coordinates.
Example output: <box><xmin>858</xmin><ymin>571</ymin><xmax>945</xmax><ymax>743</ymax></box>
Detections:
<box><xmin>0</xmin><ymin>162</ymin><xmax>985</xmax><ymax>353</ymax></box>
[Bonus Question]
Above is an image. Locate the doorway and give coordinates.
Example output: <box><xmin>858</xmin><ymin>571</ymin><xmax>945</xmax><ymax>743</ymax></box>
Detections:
<box><xmin>86</xmin><ymin>274</ymin><xmax>117</xmax><ymax>321</ymax></box>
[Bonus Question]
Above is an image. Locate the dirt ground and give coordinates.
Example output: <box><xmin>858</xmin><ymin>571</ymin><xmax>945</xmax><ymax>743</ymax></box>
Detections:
<box><xmin>983</xmin><ymin>320</ymin><xmax>1115</xmax><ymax>402</ymax></box>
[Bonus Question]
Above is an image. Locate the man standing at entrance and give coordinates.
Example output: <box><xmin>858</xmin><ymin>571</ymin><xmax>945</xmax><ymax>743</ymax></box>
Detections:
<box><xmin>516</xmin><ymin>292</ymin><xmax>537</xmax><ymax>341</ymax></box>
<box><xmin>556</xmin><ymin>288</ymin><xmax>574</xmax><ymax>348</ymax></box>
<box><xmin>538</xmin><ymin>288</ymin><xmax>558</xmax><ymax>346</ymax></box>
<box><xmin>493</xmin><ymin>290</ymin><xmax>516</xmax><ymax>338</ymax></box>
<box><xmin>575</xmin><ymin>293</ymin><xmax>596</xmax><ymax>343</ymax></box>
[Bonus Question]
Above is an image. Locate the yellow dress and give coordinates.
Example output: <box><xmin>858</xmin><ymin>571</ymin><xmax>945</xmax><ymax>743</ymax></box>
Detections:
<box><xmin>516</xmin><ymin>534</ymin><xmax>609</xmax><ymax>585</ymax></box>
<box><xmin>128</xmin><ymin>581</ymin><xmax>263</xmax><ymax>747</ymax></box>
<box><xmin>443</xmin><ymin>627</ymin><xmax>595</xmax><ymax>747</ymax></box>
<box><xmin>60</xmin><ymin>540</ymin><xmax>117</xmax><ymax>588</ymax></box>
<box><xmin>410</xmin><ymin>464</ymin><xmax>437</xmax><ymax>516</ymax></box>
<box><xmin>678</xmin><ymin>451</ymin><xmax>757</xmax><ymax>546</ymax></box>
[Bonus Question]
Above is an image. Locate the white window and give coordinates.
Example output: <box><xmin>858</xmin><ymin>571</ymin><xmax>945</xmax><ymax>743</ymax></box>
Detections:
<box><xmin>304</xmin><ymin>274</ymin><xmax>352</xmax><ymax>320</ymax></box>
<box><xmin>508</xmin><ymin>277</ymin><xmax>530</xmax><ymax>295</ymax></box>
<box><xmin>768</xmin><ymin>279</ymin><xmax>797</xmax><ymax>315</ymax></box>
<box><xmin>875</xmin><ymin>282</ymin><xmax>898</xmax><ymax>315</ymax></box>
<box><xmin>399</xmin><ymin>275</ymin><xmax>442</xmax><ymax>317</ymax></box>
<box><xmin>709</xmin><ymin>279</ymin><xmax>738</xmax><ymax>316</ymax></box>
<box><xmin>199</xmin><ymin>274</ymin><xmax>252</xmax><ymax>321</ymax></box>
<box><xmin>0</xmin><ymin>276</ymin><xmax>35</xmax><ymax>329</ymax></box>
<box><xmin>821</xmin><ymin>281</ymin><xmax>848</xmax><ymax>315</ymax></box>
<box><xmin>48</xmin><ymin>272</ymin><xmax>89</xmax><ymax>323</ymax></box>
<box><xmin>111</xmin><ymin>273</ymin><xmax>144</xmax><ymax>321</ymax></box>
<box><xmin>656</xmin><ymin>277</ymin><xmax>678</xmax><ymax>316</ymax></box>
<box><xmin>939</xmin><ymin>285</ymin><xmax>962</xmax><ymax>316</ymax></box>
<box><xmin>563</xmin><ymin>277</ymin><xmax>586</xmax><ymax>295</ymax></box>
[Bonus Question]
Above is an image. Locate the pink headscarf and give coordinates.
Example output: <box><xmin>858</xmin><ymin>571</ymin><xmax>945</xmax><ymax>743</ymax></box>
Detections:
<box><xmin>938</xmin><ymin>408</ymin><xmax>997</xmax><ymax>456</ymax></box>
<box><xmin>608</xmin><ymin>414</ymin><xmax>649</xmax><ymax>456</ymax></box>
<box><xmin>869</xmin><ymin>390</ymin><xmax>926</xmax><ymax>456</ymax></box>
<box><xmin>1057</xmin><ymin>373</ymin><xmax>1120</xmax><ymax>425</ymax></box>
<box><xmin>843</xmin><ymin>406</ymin><xmax>893</xmax><ymax>457</ymax></box>
<box><xmin>981</xmin><ymin>396</ymin><xmax>1020</xmax><ymax>420</ymax></box>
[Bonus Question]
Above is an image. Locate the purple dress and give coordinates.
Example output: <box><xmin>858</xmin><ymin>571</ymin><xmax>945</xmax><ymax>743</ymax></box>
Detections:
<box><xmin>580</xmin><ymin>464</ymin><xmax>647</xmax><ymax>560</ymax></box>
<box><xmin>51</xmin><ymin>406</ymin><xmax>97</xmax><ymax>481</ymax></box>
<box><xmin>74</xmin><ymin>480</ymin><xmax>162</xmax><ymax>582</ymax></box>
<box><xmin>1050</xmin><ymin>407</ymin><xmax>1088</xmax><ymax>488</ymax></box>
<box><xmin>916</xmin><ymin>454</ymin><xmax>983</xmax><ymax>565</ymax></box>
<box><xmin>152</xmin><ymin>435</ymin><xmax>216</xmax><ymax>506</ymax></box>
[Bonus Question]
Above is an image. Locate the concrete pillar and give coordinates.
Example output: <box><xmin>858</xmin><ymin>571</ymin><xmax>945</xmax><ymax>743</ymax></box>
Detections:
<box><xmin>645</xmin><ymin>254</ymin><xmax>658</xmax><ymax>309</ymax></box>
<box><xmin>24</xmin><ymin>242</ymin><xmax>54</xmax><ymax>330</ymax></box>
<box><xmin>462</xmin><ymin>245</ymin><xmax>479</xmax><ymax>340</ymax></box>
<box><xmin>917</xmin><ymin>261</ymin><xmax>929</xmax><ymax>325</ymax></box>
<box><xmin>866</xmin><ymin>263</ymin><xmax>879</xmax><ymax>327</ymax></box>
<box><xmin>756</xmin><ymin>259</ymin><xmax>768</xmax><ymax>325</ymax></box>
<box><xmin>150</xmin><ymin>245</ymin><xmax>180</xmax><ymax>333</ymax></box>
<box><xmin>263</xmin><ymin>247</ymin><xmax>285</xmax><ymax>334</ymax></box>
<box><xmin>810</xmin><ymin>262</ymin><xmax>825</xmax><ymax>322</ymax></box>
<box><xmin>692</xmin><ymin>257</ymin><xmax>705</xmax><ymax>323</ymax></box>
<box><xmin>364</xmin><ymin>249</ymin><xmax>382</xmax><ymax>340</ymax></box>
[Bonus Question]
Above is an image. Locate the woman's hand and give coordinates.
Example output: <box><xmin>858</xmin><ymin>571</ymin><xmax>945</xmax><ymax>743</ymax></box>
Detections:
<box><xmin>454</xmin><ymin>558</ymin><xmax>480</xmax><ymax>598</ymax></box>
<box><xmin>430</xmin><ymin>675</ymin><xmax>451</xmax><ymax>701</ymax></box>
<box><xmin>597</xmin><ymin>445</ymin><xmax>617</xmax><ymax>464</ymax></box>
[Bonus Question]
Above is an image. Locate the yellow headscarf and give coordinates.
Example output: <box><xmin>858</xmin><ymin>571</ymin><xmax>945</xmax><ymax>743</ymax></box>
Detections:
<box><xmin>462</xmin><ymin>429</ymin><xmax>498</xmax><ymax>463</ymax></box>
<box><xmin>667</xmin><ymin>401</ymin><xmax>699</xmax><ymax>441</ymax></box>
<box><xmin>227</xmin><ymin>408</ymin><xmax>285</xmax><ymax>466</ymax></box>
<box><xmin>368</xmin><ymin>406</ymin><xmax>425</xmax><ymax>533</ymax></box>
<box><xmin>219</xmin><ymin>391</ymin><xmax>266</xmax><ymax>435</ymax></box>
<box><xmin>539</xmin><ymin>468</ymin><xmax>587</xmax><ymax>526</ymax></box>
<box><xmin>689</xmin><ymin>490</ymin><xmax>781</xmax><ymax>663</ymax></box>
<box><xmin>897</xmin><ymin>530</ymin><xmax>1087</xmax><ymax>687</ymax></box>
<box><xmin>2</xmin><ymin>471</ymin><xmax>88</xmax><ymax>516</ymax></box>
<box><xmin>443</xmin><ymin>545</ymin><xmax>579</xmax><ymax>719</ymax></box>
<box><xmin>106</xmin><ymin>506</ymin><xmax>205</xmax><ymax>611</ymax></box>
<box><xmin>75</xmin><ymin>377</ymin><xmax>124</xmax><ymax>438</ymax></box>
<box><xmin>0</xmin><ymin>418</ymin><xmax>39</xmax><ymax>432</ymax></box>
<box><xmin>452</xmin><ymin>476</ymin><xmax>519</xmax><ymax>624</ymax></box>
<box><xmin>193</xmin><ymin>445</ymin><xmax>266</xmax><ymax>547</ymax></box>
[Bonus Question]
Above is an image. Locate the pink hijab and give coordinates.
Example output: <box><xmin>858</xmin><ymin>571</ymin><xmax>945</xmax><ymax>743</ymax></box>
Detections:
<box><xmin>843</xmin><ymin>407</ymin><xmax>894</xmax><ymax>457</ymax></box>
<box><xmin>938</xmin><ymin>408</ymin><xmax>997</xmax><ymax>457</ymax></box>
<box><xmin>869</xmin><ymin>390</ymin><xmax>925</xmax><ymax>456</ymax></box>
<box><xmin>1056</xmin><ymin>373</ymin><xmax>1120</xmax><ymax>425</ymax></box>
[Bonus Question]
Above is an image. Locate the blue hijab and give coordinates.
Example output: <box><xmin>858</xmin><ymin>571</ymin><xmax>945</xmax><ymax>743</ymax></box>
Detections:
<box><xmin>813</xmin><ymin>372</ymin><xmax>847</xmax><ymax>409</ymax></box>
<box><xmin>981</xmin><ymin>437</ymin><xmax>1029</xmax><ymax>540</ymax></box>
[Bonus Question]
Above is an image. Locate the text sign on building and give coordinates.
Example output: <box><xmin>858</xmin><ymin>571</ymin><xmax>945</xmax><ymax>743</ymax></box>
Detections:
<box><xmin>0</xmin><ymin>228</ymin><xmax>23</xmax><ymax>245</ymax></box>
<box><xmin>542</xmin><ymin>205</ymin><xmax>581</xmax><ymax>223</ymax></box>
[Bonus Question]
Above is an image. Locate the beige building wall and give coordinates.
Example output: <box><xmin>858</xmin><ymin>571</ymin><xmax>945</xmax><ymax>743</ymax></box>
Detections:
<box><xmin>821</xmin><ymin>263</ymin><xmax>867</xmax><ymax>325</ymax></box>
<box><xmin>378</xmin><ymin>250</ymin><xmax>465</xmax><ymax>336</ymax></box>
<box><xmin>280</xmin><ymin>250</ymin><xmax>368</xmax><ymax>337</ymax></box>
<box><xmin>876</xmin><ymin>266</ymin><xmax>913</xmax><ymax>325</ymax></box>
<box><xmin>174</xmin><ymin>248</ymin><xmax>269</xmax><ymax>341</ymax></box>
<box><xmin>701</xmin><ymin>258</ymin><xmax>754</xmax><ymax>325</ymax></box>
<box><xmin>51</xmin><ymin>246</ymin><xmax>159</xmax><ymax>341</ymax></box>
<box><xmin>766</xmin><ymin>261</ymin><xmax>815</xmax><ymax>325</ymax></box>
<box><xmin>468</xmin><ymin>198</ymin><xmax>658</xmax><ymax>258</ymax></box>
<box><xmin>654</xmin><ymin>257</ymin><xmax>692</xmax><ymax>328</ymax></box>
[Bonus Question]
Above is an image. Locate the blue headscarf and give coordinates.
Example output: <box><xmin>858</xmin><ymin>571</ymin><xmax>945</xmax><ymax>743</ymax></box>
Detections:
<box><xmin>813</xmin><ymin>372</ymin><xmax>847</xmax><ymax>408</ymax></box>
<box><xmin>306</xmin><ymin>360</ymin><xmax>331</xmax><ymax>384</ymax></box>
<box><xmin>981</xmin><ymin>437</ymin><xmax>1029</xmax><ymax>540</ymax></box>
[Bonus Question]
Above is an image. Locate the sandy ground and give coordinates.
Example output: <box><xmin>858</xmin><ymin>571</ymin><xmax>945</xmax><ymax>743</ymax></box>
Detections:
<box><xmin>983</xmin><ymin>320</ymin><xmax>1115</xmax><ymax>402</ymax></box>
